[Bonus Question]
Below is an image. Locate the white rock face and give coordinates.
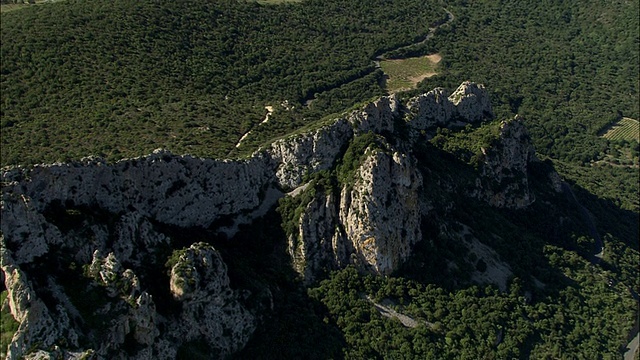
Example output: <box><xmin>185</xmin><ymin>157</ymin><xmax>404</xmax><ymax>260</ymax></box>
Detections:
<box><xmin>405</xmin><ymin>81</ymin><xmax>493</xmax><ymax>133</ymax></box>
<box><xmin>268</xmin><ymin>119</ymin><xmax>354</xmax><ymax>189</ymax></box>
<box><xmin>5</xmin><ymin>151</ymin><xmax>272</xmax><ymax>229</ymax></box>
<box><xmin>268</xmin><ymin>94</ymin><xmax>399</xmax><ymax>189</ymax></box>
<box><xmin>289</xmin><ymin>192</ymin><xmax>348</xmax><ymax>282</ymax></box>
<box><xmin>167</xmin><ymin>243</ymin><xmax>255</xmax><ymax>358</ymax></box>
<box><xmin>448</xmin><ymin>81</ymin><xmax>493</xmax><ymax>123</ymax></box>
<box><xmin>405</xmin><ymin>87</ymin><xmax>455</xmax><ymax>129</ymax></box>
<box><xmin>1</xmin><ymin>250</ymin><xmax>61</xmax><ymax>360</ymax></box>
<box><xmin>287</xmin><ymin>144</ymin><xmax>424</xmax><ymax>281</ymax></box>
<box><xmin>1</xmin><ymin>82</ymin><xmax>539</xmax><ymax>357</ymax></box>
<box><xmin>347</xmin><ymin>95</ymin><xmax>399</xmax><ymax>135</ymax></box>
<box><xmin>339</xmin><ymin>149</ymin><xmax>423</xmax><ymax>274</ymax></box>
<box><xmin>1</xmin><ymin>232</ymin><xmax>254</xmax><ymax>359</ymax></box>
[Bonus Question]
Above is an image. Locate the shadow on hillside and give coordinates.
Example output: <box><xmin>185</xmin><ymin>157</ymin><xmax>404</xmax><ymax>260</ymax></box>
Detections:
<box><xmin>214</xmin><ymin>208</ymin><xmax>347</xmax><ymax>360</ymax></box>
<box><xmin>399</xmin><ymin>145</ymin><xmax>638</xmax><ymax>294</ymax></box>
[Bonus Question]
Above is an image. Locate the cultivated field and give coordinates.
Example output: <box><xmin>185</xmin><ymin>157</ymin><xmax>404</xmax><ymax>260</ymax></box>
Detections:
<box><xmin>0</xmin><ymin>0</ymin><xmax>56</xmax><ymax>13</ymax></box>
<box><xmin>380</xmin><ymin>54</ymin><xmax>440</xmax><ymax>93</ymax></box>
<box><xmin>601</xmin><ymin>117</ymin><xmax>639</xmax><ymax>142</ymax></box>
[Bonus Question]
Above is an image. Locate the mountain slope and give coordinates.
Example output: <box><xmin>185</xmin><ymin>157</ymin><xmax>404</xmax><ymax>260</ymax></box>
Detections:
<box><xmin>0</xmin><ymin>0</ymin><xmax>444</xmax><ymax>165</ymax></box>
<box><xmin>2</xmin><ymin>83</ymin><xmax>638</xmax><ymax>359</ymax></box>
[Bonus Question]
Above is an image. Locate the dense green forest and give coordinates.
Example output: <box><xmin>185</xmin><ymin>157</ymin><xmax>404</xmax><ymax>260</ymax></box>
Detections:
<box><xmin>0</xmin><ymin>0</ymin><xmax>444</xmax><ymax>165</ymax></box>
<box><xmin>414</xmin><ymin>0</ymin><xmax>639</xmax><ymax>212</ymax></box>
<box><xmin>1</xmin><ymin>0</ymin><xmax>638</xmax><ymax>358</ymax></box>
<box><xmin>2</xmin><ymin>0</ymin><xmax>637</xmax><ymax>205</ymax></box>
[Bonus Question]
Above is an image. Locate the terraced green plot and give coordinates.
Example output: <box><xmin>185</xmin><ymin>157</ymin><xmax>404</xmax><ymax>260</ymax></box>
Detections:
<box><xmin>601</xmin><ymin>117</ymin><xmax>639</xmax><ymax>142</ymax></box>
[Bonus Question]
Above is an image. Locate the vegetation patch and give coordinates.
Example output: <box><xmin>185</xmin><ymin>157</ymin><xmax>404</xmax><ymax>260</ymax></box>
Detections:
<box><xmin>0</xmin><ymin>0</ymin><xmax>443</xmax><ymax>166</ymax></box>
<box><xmin>380</xmin><ymin>54</ymin><xmax>440</xmax><ymax>93</ymax></box>
<box><xmin>430</xmin><ymin>121</ymin><xmax>502</xmax><ymax>167</ymax></box>
<box><xmin>1</xmin><ymin>290</ymin><xmax>19</xmax><ymax>358</ymax></box>
<box><xmin>600</xmin><ymin>117</ymin><xmax>639</xmax><ymax>142</ymax></box>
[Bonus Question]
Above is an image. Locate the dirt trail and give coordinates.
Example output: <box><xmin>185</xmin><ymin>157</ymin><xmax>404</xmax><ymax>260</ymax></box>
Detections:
<box><xmin>365</xmin><ymin>296</ymin><xmax>433</xmax><ymax>328</ymax></box>
<box><xmin>305</xmin><ymin>8</ymin><xmax>455</xmax><ymax>107</ymax></box>
<box><xmin>233</xmin><ymin>105</ymin><xmax>275</xmax><ymax>150</ymax></box>
<box><xmin>374</xmin><ymin>8</ymin><xmax>454</xmax><ymax>65</ymax></box>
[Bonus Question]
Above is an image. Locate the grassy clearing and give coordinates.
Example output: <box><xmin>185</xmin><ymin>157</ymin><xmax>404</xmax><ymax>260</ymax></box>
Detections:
<box><xmin>601</xmin><ymin>117</ymin><xmax>639</xmax><ymax>142</ymax></box>
<box><xmin>380</xmin><ymin>54</ymin><xmax>440</xmax><ymax>93</ymax></box>
<box><xmin>0</xmin><ymin>0</ymin><xmax>55</xmax><ymax>14</ymax></box>
<box><xmin>0</xmin><ymin>2</ymin><xmax>30</xmax><ymax>13</ymax></box>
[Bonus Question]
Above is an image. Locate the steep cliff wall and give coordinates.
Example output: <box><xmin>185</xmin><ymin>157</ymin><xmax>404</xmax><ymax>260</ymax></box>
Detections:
<box><xmin>339</xmin><ymin>148</ymin><xmax>423</xmax><ymax>275</ymax></box>
<box><xmin>287</xmin><ymin>143</ymin><xmax>423</xmax><ymax>282</ymax></box>
<box><xmin>2</xmin><ymin>82</ymin><xmax>540</xmax><ymax>358</ymax></box>
<box><xmin>405</xmin><ymin>81</ymin><xmax>493</xmax><ymax>133</ymax></box>
<box><xmin>472</xmin><ymin>116</ymin><xmax>538</xmax><ymax>209</ymax></box>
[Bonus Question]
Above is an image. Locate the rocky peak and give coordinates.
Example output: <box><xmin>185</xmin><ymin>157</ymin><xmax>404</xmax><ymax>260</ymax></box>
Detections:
<box><xmin>448</xmin><ymin>81</ymin><xmax>493</xmax><ymax>123</ymax></box>
<box><xmin>339</xmin><ymin>148</ymin><xmax>423</xmax><ymax>274</ymax></box>
<box><xmin>472</xmin><ymin>115</ymin><xmax>538</xmax><ymax>209</ymax></box>
<box><xmin>166</xmin><ymin>243</ymin><xmax>255</xmax><ymax>358</ymax></box>
<box><xmin>1</xmin><ymin>82</ymin><xmax>548</xmax><ymax>357</ymax></box>
<box><xmin>404</xmin><ymin>81</ymin><xmax>493</xmax><ymax>139</ymax></box>
<box><xmin>267</xmin><ymin>119</ymin><xmax>354</xmax><ymax>189</ymax></box>
<box><xmin>347</xmin><ymin>94</ymin><xmax>399</xmax><ymax>135</ymax></box>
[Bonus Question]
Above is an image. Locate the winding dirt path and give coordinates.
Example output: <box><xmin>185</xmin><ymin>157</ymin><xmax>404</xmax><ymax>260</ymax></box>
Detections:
<box><xmin>374</xmin><ymin>8</ymin><xmax>454</xmax><ymax>65</ymax></box>
<box><xmin>305</xmin><ymin>8</ymin><xmax>455</xmax><ymax>107</ymax></box>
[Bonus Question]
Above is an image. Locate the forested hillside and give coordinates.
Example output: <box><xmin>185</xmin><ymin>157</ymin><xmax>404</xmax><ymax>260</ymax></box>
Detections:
<box><xmin>1</xmin><ymin>0</ymin><xmax>443</xmax><ymax>165</ymax></box>
<box><xmin>1</xmin><ymin>0</ymin><xmax>638</xmax><ymax>359</ymax></box>
<box><xmin>415</xmin><ymin>0</ymin><xmax>639</xmax><ymax>211</ymax></box>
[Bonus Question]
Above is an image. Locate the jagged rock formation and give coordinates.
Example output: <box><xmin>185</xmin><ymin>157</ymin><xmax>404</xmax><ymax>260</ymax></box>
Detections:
<box><xmin>1</xmin><ymin>220</ymin><xmax>254</xmax><ymax>359</ymax></box>
<box><xmin>166</xmin><ymin>243</ymin><xmax>255</xmax><ymax>358</ymax></box>
<box><xmin>472</xmin><ymin>116</ymin><xmax>538</xmax><ymax>209</ymax></box>
<box><xmin>339</xmin><ymin>148</ymin><xmax>423</xmax><ymax>274</ymax></box>
<box><xmin>269</xmin><ymin>119</ymin><xmax>354</xmax><ymax>189</ymax></box>
<box><xmin>287</xmin><ymin>145</ymin><xmax>423</xmax><ymax>282</ymax></box>
<box><xmin>405</xmin><ymin>81</ymin><xmax>493</xmax><ymax>133</ymax></box>
<box><xmin>1</xmin><ymin>82</ymin><xmax>549</xmax><ymax>358</ymax></box>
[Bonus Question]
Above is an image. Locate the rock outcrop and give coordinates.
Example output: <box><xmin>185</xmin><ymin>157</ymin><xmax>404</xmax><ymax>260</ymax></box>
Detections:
<box><xmin>2</xmin><ymin>82</ymin><xmax>544</xmax><ymax>357</ymax></box>
<box><xmin>166</xmin><ymin>243</ymin><xmax>255</xmax><ymax>358</ymax></box>
<box><xmin>405</xmin><ymin>81</ymin><xmax>493</xmax><ymax>134</ymax></box>
<box><xmin>288</xmin><ymin>191</ymin><xmax>347</xmax><ymax>281</ymax></box>
<box><xmin>339</xmin><ymin>148</ymin><xmax>423</xmax><ymax>274</ymax></box>
<box><xmin>471</xmin><ymin>116</ymin><xmax>538</xmax><ymax>209</ymax></box>
<box><xmin>268</xmin><ymin>119</ymin><xmax>354</xmax><ymax>189</ymax></box>
<box><xmin>448</xmin><ymin>81</ymin><xmax>493</xmax><ymax>123</ymax></box>
<box><xmin>287</xmin><ymin>144</ymin><xmax>423</xmax><ymax>282</ymax></box>
<box><xmin>1</xmin><ymin>225</ymin><xmax>254</xmax><ymax>359</ymax></box>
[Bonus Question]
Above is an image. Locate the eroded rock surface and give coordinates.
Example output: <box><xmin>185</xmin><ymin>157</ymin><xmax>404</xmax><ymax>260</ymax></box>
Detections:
<box><xmin>2</xmin><ymin>82</ymin><xmax>545</xmax><ymax>357</ymax></box>
<box><xmin>472</xmin><ymin>116</ymin><xmax>538</xmax><ymax>209</ymax></box>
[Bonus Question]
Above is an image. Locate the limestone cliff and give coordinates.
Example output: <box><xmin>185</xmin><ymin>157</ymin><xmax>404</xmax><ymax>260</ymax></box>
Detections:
<box><xmin>1</xmin><ymin>216</ymin><xmax>254</xmax><ymax>359</ymax></box>
<box><xmin>1</xmin><ymin>82</ymin><xmax>545</xmax><ymax>358</ymax></box>
<box><xmin>287</xmin><ymin>143</ymin><xmax>422</xmax><ymax>282</ymax></box>
<box><xmin>338</xmin><ymin>148</ymin><xmax>423</xmax><ymax>275</ymax></box>
<box><xmin>405</xmin><ymin>81</ymin><xmax>493</xmax><ymax>134</ymax></box>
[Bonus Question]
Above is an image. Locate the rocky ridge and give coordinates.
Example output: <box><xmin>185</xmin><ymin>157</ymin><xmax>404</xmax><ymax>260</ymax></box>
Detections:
<box><xmin>1</xmin><ymin>82</ymin><xmax>544</xmax><ymax>359</ymax></box>
<box><xmin>472</xmin><ymin>115</ymin><xmax>538</xmax><ymax>209</ymax></box>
